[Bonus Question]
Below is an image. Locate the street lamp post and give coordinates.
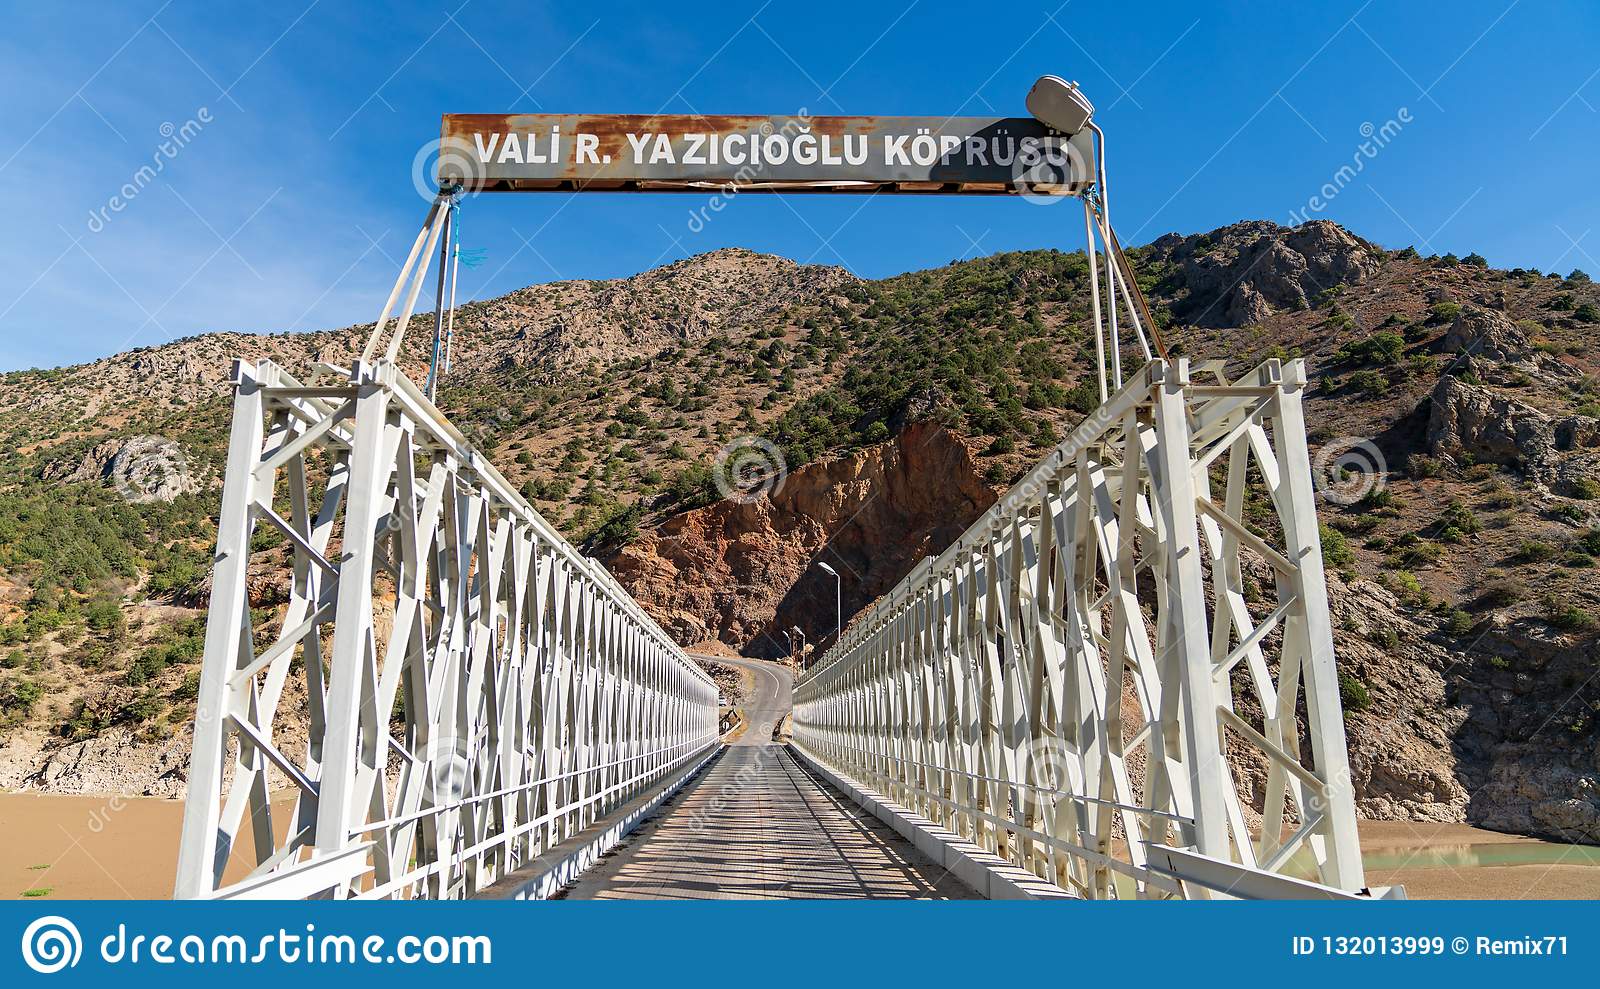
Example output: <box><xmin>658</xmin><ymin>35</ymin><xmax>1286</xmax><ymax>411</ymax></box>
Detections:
<box><xmin>817</xmin><ymin>561</ymin><xmax>841</xmax><ymax>648</ymax></box>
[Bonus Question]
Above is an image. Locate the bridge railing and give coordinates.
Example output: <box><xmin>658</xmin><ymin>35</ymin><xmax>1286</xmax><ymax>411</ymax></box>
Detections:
<box><xmin>794</xmin><ymin>357</ymin><xmax>1366</xmax><ymax>899</ymax></box>
<box><xmin>174</xmin><ymin>359</ymin><xmax>718</xmax><ymax>899</ymax></box>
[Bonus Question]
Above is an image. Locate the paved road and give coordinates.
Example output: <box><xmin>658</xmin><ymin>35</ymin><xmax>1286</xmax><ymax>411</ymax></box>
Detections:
<box><xmin>708</xmin><ymin>655</ymin><xmax>792</xmax><ymax>746</ymax></box>
<box><xmin>558</xmin><ymin>656</ymin><xmax>973</xmax><ymax>899</ymax></box>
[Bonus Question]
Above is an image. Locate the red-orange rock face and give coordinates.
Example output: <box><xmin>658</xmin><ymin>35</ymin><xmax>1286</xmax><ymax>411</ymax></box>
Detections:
<box><xmin>606</xmin><ymin>422</ymin><xmax>995</xmax><ymax>656</ymax></box>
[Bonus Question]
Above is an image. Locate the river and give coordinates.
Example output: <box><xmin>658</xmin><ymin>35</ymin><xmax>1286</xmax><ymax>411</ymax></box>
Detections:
<box><xmin>3</xmin><ymin>793</ymin><xmax>1594</xmax><ymax>899</ymax></box>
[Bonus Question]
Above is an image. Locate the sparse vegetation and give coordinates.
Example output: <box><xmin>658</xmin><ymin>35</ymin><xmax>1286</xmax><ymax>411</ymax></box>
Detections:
<box><xmin>2</xmin><ymin>218</ymin><xmax>1598</xmax><ymax>791</ymax></box>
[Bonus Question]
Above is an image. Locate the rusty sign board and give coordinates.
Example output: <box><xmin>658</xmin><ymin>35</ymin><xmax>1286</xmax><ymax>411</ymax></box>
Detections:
<box><xmin>437</xmin><ymin>114</ymin><xmax>1094</xmax><ymax>195</ymax></box>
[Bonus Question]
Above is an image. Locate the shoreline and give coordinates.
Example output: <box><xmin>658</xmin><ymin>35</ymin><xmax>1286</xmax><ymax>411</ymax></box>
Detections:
<box><xmin>4</xmin><ymin>791</ymin><xmax>1595</xmax><ymax>901</ymax></box>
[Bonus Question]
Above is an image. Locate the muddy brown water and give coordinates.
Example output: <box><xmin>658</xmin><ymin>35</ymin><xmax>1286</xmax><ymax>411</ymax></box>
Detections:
<box><xmin>3</xmin><ymin>792</ymin><xmax>1594</xmax><ymax>900</ymax></box>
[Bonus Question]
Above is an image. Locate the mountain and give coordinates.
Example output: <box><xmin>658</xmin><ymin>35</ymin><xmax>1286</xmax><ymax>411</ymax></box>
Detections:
<box><xmin>1</xmin><ymin>220</ymin><xmax>1598</xmax><ymax>847</ymax></box>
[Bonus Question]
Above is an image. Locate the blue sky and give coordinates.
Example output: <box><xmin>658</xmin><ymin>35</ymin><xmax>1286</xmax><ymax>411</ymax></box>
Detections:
<box><xmin>2</xmin><ymin>0</ymin><xmax>1597</xmax><ymax>370</ymax></box>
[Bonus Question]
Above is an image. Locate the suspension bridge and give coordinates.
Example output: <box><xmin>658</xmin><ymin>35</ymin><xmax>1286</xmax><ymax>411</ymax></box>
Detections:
<box><xmin>172</xmin><ymin>79</ymin><xmax>1391</xmax><ymax>902</ymax></box>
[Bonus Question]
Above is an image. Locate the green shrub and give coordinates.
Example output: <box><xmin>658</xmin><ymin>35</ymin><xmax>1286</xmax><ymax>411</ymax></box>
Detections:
<box><xmin>1320</xmin><ymin>524</ymin><xmax>1355</xmax><ymax>568</ymax></box>
<box><xmin>1395</xmin><ymin>542</ymin><xmax>1443</xmax><ymax>568</ymax></box>
<box><xmin>1385</xmin><ymin>570</ymin><xmax>1428</xmax><ymax>607</ymax></box>
<box><xmin>1441</xmin><ymin>500</ymin><xmax>1482</xmax><ymax>535</ymax></box>
<box><xmin>1513</xmin><ymin>540</ymin><xmax>1557</xmax><ymax>564</ymax></box>
<box><xmin>1408</xmin><ymin>454</ymin><xmax>1442</xmax><ymax>479</ymax></box>
<box><xmin>1569</xmin><ymin>476</ymin><xmax>1600</xmax><ymax>500</ymax></box>
<box><xmin>1336</xmin><ymin>332</ymin><xmax>1405</xmax><ymax>367</ymax></box>
<box><xmin>1358</xmin><ymin>487</ymin><xmax>1395</xmax><ymax>510</ymax></box>
<box><xmin>83</xmin><ymin>598</ymin><xmax>123</xmax><ymax>634</ymax></box>
<box><xmin>1547</xmin><ymin>603</ymin><xmax>1597</xmax><ymax>632</ymax></box>
<box><xmin>588</xmin><ymin>503</ymin><xmax>643</xmax><ymax>549</ymax></box>
<box><xmin>171</xmin><ymin>669</ymin><xmax>201</xmax><ymax>702</ymax></box>
<box><xmin>1553</xmin><ymin>505</ymin><xmax>1589</xmax><ymax>529</ymax></box>
<box><xmin>1</xmin><ymin>677</ymin><xmax>43</xmax><ymax>715</ymax></box>
<box><xmin>665</xmin><ymin>464</ymin><xmax>718</xmax><ymax>509</ymax></box>
<box><xmin>1063</xmin><ymin>380</ymin><xmax>1100</xmax><ymax>414</ymax></box>
<box><xmin>1442</xmin><ymin>609</ymin><xmax>1475</xmax><ymax>636</ymax></box>
<box><xmin>1348</xmin><ymin>370</ymin><xmax>1389</xmax><ymax>396</ymax></box>
<box><xmin>1368</xmin><ymin>626</ymin><xmax>1400</xmax><ymax>650</ymax></box>
<box><xmin>1338</xmin><ymin>671</ymin><xmax>1372</xmax><ymax>711</ymax></box>
<box><xmin>1428</xmin><ymin>301</ymin><xmax>1463</xmax><ymax>324</ymax></box>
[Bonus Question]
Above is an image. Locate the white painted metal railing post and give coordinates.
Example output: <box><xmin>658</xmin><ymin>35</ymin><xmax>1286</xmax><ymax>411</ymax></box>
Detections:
<box><xmin>1262</xmin><ymin>360</ymin><xmax>1364</xmax><ymax>890</ymax></box>
<box><xmin>173</xmin><ymin>360</ymin><xmax>266</xmax><ymax>899</ymax></box>
<box><xmin>313</xmin><ymin>362</ymin><xmax>389</xmax><ymax>891</ymax></box>
<box><xmin>1148</xmin><ymin>359</ymin><xmax>1230</xmax><ymax>885</ymax></box>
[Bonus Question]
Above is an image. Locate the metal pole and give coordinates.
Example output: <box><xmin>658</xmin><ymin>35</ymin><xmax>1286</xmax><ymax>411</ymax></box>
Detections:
<box><xmin>425</xmin><ymin>199</ymin><xmax>453</xmax><ymax>402</ymax></box>
<box><xmin>1088</xmin><ymin>124</ymin><xmax>1121</xmax><ymax>389</ymax></box>
<box><xmin>818</xmin><ymin>561</ymin><xmax>841</xmax><ymax>648</ymax></box>
<box><xmin>443</xmin><ymin>218</ymin><xmax>461</xmax><ymax>376</ymax></box>
<box><xmin>834</xmin><ymin>575</ymin><xmax>841</xmax><ymax>644</ymax></box>
<box><xmin>1081</xmin><ymin>197</ymin><xmax>1108</xmax><ymax>403</ymax></box>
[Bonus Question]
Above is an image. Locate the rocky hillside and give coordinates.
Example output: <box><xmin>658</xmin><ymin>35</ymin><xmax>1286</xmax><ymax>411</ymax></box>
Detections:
<box><xmin>1</xmin><ymin>220</ymin><xmax>1599</xmax><ymax>847</ymax></box>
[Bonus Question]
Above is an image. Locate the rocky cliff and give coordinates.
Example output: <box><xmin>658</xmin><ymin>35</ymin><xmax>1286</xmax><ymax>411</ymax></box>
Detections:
<box><xmin>607</xmin><ymin>421</ymin><xmax>995</xmax><ymax>655</ymax></box>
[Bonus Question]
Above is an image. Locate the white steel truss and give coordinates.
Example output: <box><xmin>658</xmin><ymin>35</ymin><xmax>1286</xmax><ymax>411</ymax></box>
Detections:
<box><xmin>793</xmin><ymin>357</ymin><xmax>1366</xmax><ymax>900</ymax></box>
<box><xmin>174</xmin><ymin>358</ymin><xmax>718</xmax><ymax>899</ymax></box>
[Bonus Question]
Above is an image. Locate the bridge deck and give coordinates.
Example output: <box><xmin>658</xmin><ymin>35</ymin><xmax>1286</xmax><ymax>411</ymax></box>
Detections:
<box><xmin>558</xmin><ymin>745</ymin><xmax>973</xmax><ymax>900</ymax></box>
<box><xmin>559</xmin><ymin>657</ymin><xmax>972</xmax><ymax>900</ymax></box>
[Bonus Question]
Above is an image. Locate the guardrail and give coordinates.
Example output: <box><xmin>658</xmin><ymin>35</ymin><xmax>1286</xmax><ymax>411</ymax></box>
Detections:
<box><xmin>174</xmin><ymin>359</ymin><xmax>718</xmax><ymax>899</ymax></box>
<box><xmin>793</xmin><ymin>357</ymin><xmax>1366</xmax><ymax>899</ymax></box>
